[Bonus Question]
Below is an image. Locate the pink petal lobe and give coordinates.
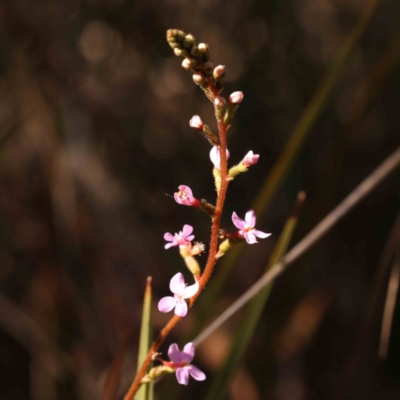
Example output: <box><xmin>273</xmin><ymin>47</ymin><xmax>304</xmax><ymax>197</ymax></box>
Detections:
<box><xmin>178</xmin><ymin>185</ymin><xmax>193</xmax><ymax>197</ymax></box>
<box><xmin>182</xmin><ymin>224</ymin><xmax>194</xmax><ymax>238</ymax></box>
<box><xmin>164</xmin><ymin>232</ymin><xmax>175</xmax><ymax>241</ymax></box>
<box><xmin>170</xmin><ymin>273</ymin><xmax>186</xmax><ymax>294</ymax></box>
<box><xmin>245</xmin><ymin>210</ymin><xmax>256</xmax><ymax>228</ymax></box>
<box><xmin>164</xmin><ymin>242</ymin><xmax>176</xmax><ymax>250</ymax></box>
<box><xmin>174</xmin><ymin>192</ymin><xmax>183</xmax><ymax>204</ymax></box>
<box><xmin>182</xmin><ymin>342</ymin><xmax>195</xmax><ymax>362</ymax></box>
<box><xmin>188</xmin><ymin>365</ymin><xmax>206</xmax><ymax>381</ymax></box>
<box><xmin>244</xmin><ymin>231</ymin><xmax>258</xmax><ymax>244</ymax></box>
<box><xmin>174</xmin><ymin>299</ymin><xmax>188</xmax><ymax>317</ymax></box>
<box><xmin>176</xmin><ymin>368</ymin><xmax>189</xmax><ymax>385</ymax></box>
<box><xmin>168</xmin><ymin>343</ymin><xmax>182</xmax><ymax>363</ymax></box>
<box><xmin>185</xmin><ymin>235</ymin><xmax>195</xmax><ymax>242</ymax></box>
<box><xmin>232</xmin><ymin>212</ymin><xmax>246</xmax><ymax>229</ymax></box>
<box><xmin>158</xmin><ymin>297</ymin><xmax>176</xmax><ymax>313</ymax></box>
<box><xmin>253</xmin><ymin>230</ymin><xmax>271</xmax><ymax>239</ymax></box>
<box><xmin>182</xmin><ymin>281</ymin><xmax>199</xmax><ymax>299</ymax></box>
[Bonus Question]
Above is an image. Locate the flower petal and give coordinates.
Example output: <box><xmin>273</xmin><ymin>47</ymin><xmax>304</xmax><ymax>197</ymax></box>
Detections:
<box><xmin>232</xmin><ymin>212</ymin><xmax>246</xmax><ymax>229</ymax></box>
<box><xmin>253</xmin><ymin>230</ymin><xmax>271</xmax><ymax>239</ymax></box>
<box><xmin>185</xmin><ymin>235</ymin><xmax>195</xmax><ymax>242</ymax></box>
<box><xmin>168</xmin><ymin>343</ymin><xmax>183</xmax><ymax>364</ymax></box>
<box><xmin>174</xmin><ymin>299</ymin><xmax>188</xmax><ymax>317</ymax></box>
<box><xmin>158</xmin><ymin>296</ymin><xmax>176</xmax><ymax>313</ymax></box>
<box><xmin>188</xmin><ymin>365</ymin><xmax>206</xmax><ymax>381</ymax></box>
<box><xmin>169</xmin><ymin>273</ymin><xmax>186</xmax><ymax>294</ymax></box>
<box><xmin>245</xmin><ymin>210</ymin><xmax>256</xmax><ymax>228</ymax></box>
<box><xmin>182</xmin><ymin>281</ymin><xmax>199</xmax><ymax>299</ymax></box>
<box><xmin>164</xmin><ymin>242</ymin><xmax>177</xmax><ymax>250</ymax></box>
<box><xmin>210</xmin><ymin>146</ymin><xmax>220</xmax><ymax>169</ymax></box>
<box><xmin>178</xmin><ymin>185</ymin><xmax>193</xmax><ymax>197</ymax></box>
<box><xmin>181</xmin><ymin>224</ymin><xmax>194</xmax><ymax>238</ymax></box>
<box><xmin>174</xmin><ymin>192</ymin><xmax>183</xmax><ymax>204</ymax></box>
<box><xmin>182</xmin><ymin>342</ymin><xmax>195</xmax><ymax>363</ymax></box>
<box><xmin>176</xmin><ymin>367</ymin><xmax>190</xmax><ymax>385</ymax></box>
<box><xmin>164</xmin><ymin>232</ymin><xmax>175</xmax><ymax>241</ymax></box>
<box><xmin>244</xmin><ymin>231</ymin><xmax>258</xmax><ymax>244</ymax></box>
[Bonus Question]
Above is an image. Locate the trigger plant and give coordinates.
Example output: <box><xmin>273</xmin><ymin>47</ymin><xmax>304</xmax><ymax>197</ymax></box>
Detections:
<box><xmin>124</xmin><ymin>29</ymin><xmax>271</xmax><ymax>399</ymax></box>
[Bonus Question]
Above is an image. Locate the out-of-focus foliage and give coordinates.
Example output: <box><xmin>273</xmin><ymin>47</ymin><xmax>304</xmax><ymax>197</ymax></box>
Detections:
<box><xmin>0</xmin><ymin>0</ymin><xmax>400</xmax><ymax>399</ymax></box>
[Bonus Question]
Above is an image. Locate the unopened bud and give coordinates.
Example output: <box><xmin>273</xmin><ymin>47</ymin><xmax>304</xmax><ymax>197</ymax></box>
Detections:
<box><xmin>214</xmin><ymin>96</ymin><xmax>226</xmax><ymax>107</ymax></box>
<box><xmin>229</xmin><ymin>91</ymin><xmax>244</xmax><ymax>105</ymax></box>
<box><xmin>190</xmin><ymin>45</ymin><xmax>199</xmax><ymax>57</ymax></box>
<box><xmin>198</xmin><ymin>43</ymin><xmax>207</xmax><ymax>53</ymax></box>
<box><xmin>192</xmin><ymin>72</ymin><xmax>204</xmax><ymax>85</ymax></box>
<box><xmin>213</xmin><ymin>65</ymin><xmax>225</xmax><ymax>79</ymax></box>
<box><xmin>203</xmin><ymin>61</ymin><xmax>214</xmax><ymax>76</ymax></box>
<box><xmin>189</xmin><ymin>115</ymin><xmax>204</xmax><ymax>130</ymax></box>
<box><xmin>174</xmin><ymin>48</ymin><xmax>184</xmax><ymax>57</ymax></box>
<box><xmin>183</xmin><ymin>34</ymin><xmax>195</xmax><ymax>49</ymax></box>
<box><xmin>182</xmin><ymin>58</ymin><xmax>194</xmax><ymax>70</ymax></box>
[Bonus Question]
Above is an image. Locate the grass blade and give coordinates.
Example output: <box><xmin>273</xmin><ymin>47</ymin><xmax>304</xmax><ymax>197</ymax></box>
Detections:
<box><xmin>203</xmin><ymin>192</ymin><xmax>305</xmax><ymax>400</ymax></box>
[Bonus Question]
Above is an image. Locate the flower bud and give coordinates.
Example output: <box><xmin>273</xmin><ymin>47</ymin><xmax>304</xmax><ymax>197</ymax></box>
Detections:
<box><xmin>214</xmin><ymin>96</ymin><xmax>226</xmax><ymax>107</ymax></box>
<box><xmin>213</xmin><ymin>65</ymin><xmax>225</xmax><ymax>79</ymax></box>
<box><xmin>198</xmin><ymin>43</ymin><xmax>207</xmax><ymax>53</ymax></box>
<box><xmin>174</xmin><ymin>48</ymin><xmax>184</xmax><ymax>57</ymax></box>
<box><xmin>182</xmin><ymin>58</ymin><xmax>194</xmax><ymax>70</ymax></box>
<box><xmin>192</xmin><ymin>72</ymin><xmax>204</xmax><ymax>85</ymax></box>
<box><xmin>229</xmin><ymin>91</ymin><xmax>244</xmax><ymax>105</ymax></box>
<box><xmin>242</xmin><ymin>151</ymin><xmax>259</xmax><ymax>167</ymax></box>
<box><xmin>189</xmin><ymin>115</ymin><xmax>204</xmax><ymax>130</ymax></box>
<box><xmin>203</xmin><ymin>61</ymin><xmax>214</xmax><ymax>76</ymax></box>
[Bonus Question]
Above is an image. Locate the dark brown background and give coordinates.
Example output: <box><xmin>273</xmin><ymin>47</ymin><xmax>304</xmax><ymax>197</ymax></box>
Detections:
<box><xmin>0</xmin><ymin>0</ymin><xmax>400</xmax><ymax>399</ymax></box>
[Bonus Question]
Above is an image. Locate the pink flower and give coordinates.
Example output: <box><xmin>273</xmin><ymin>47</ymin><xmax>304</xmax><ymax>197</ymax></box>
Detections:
<box><xmin>164</xmin><ymin>225</ymin><xmax>195</xmax><ymax>249</ymax></box>
<box><xmin>189</xmin><ymin>115</ymin><xmax>204</xmax><ymax>130</ymax></box>
<box><xmin>232</xmin><ymin>210</ymin><xmax>271</xmax><ymax>244</ymax></box>
<box><xmin>210</xmin><ymin>146</ymin><xmax>230</xmax><ymax>170</ymax></box>
<box><xmin>166</xmin><ymin>342</ymin><xmax>206</xmax><ymax>385</ymax></box>
<box><xmin>229</xmin><ymin>91</ymin><xmax>244</xmax><ymax>105</ymax></box>
<box><xmin>158</xmin><ymin>273</ymin><xmax>199</xmax><ymax>317</ymax></box>
<box><xmin>242</xmin><ymin>151</ymin><xmax>260</xmax><ymax>167</ymax></box>
<box><xmin>174</xmin><ymin>185</ymin><xmax>201</xmax><ymax>207</ymax></box>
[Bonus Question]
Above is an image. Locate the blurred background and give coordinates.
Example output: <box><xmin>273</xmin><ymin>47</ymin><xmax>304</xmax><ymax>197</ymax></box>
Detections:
<box><xmin>0</xmin><ymin>0</ymin><xmax>400</xmax><ymax>399</ymax></box>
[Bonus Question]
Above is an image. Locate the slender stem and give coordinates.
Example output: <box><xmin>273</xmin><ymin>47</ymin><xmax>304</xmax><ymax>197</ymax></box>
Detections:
<box><xmin>123</xmin><ymin>83</ymin><xmax>229</xmax><ymax>400</ymax></box>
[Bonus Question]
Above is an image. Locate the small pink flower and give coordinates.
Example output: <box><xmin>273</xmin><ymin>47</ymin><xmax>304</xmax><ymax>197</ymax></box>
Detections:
<box><xmin>242</xmin><ymin>151</ymin><xmax>260</xmax><ymax>167</ymax></box>
<box><xmin>229</xmin><ymin>91</ymin><xmax>244</xmax><ymax>105</ymax></box>
<box><xmin>158</xmin><ymin>273</ymin><xmax>199</xmax><ymax>317</ymax></box>
<box><xmin>232</xmin><ymin>210</ymin><xmax>271</xmax><ymax>244</ymax></box>
<box><xmin>165</xmin><ymin>342</ymin><xmax>206</xmax><ymax>385</ymax></box>
<box><xmin>164</xmin><ymin>225</ymin><xmax>195</xmax><ymax>249</ymax></box>
<box><xmin>174</xmin><ymin>185</ymin><xmax>201</xmax><ymax>207</ymax></box>
<box><xmin>189</xmin><ymin>115</ymin><xmax>204</xmax><ymax>130</ymax></box>
<box><xmin>210</xmin><ymin>146</ymin><xmax>230</xmax><ymax>170</ymax></box>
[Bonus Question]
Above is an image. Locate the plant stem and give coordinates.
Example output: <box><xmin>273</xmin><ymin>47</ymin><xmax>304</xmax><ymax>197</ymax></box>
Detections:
<box><xmin>123</xmin><ymin>83</ymin><xmax>229</xmax><ymax>400</ymax></box>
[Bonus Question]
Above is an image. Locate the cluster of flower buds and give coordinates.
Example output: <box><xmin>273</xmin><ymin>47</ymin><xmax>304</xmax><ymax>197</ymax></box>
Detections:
<box><xmin>166</xmin><ymin>29</ymin><xmax>225</xmax><ymax>95</ymax></box>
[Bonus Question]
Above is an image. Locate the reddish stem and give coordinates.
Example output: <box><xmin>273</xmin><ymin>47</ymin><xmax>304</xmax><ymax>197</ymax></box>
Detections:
<box><xmin>123</xmin><ymin>80</ymin><xmax>229</xmax><ymax>400</ymax></box>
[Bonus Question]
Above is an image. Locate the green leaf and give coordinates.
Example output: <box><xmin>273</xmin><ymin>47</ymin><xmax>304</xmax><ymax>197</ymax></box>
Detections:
<box><xmin>136</xmin><ymin>277</ymin><xmax>153</xmax><ymax>400</ymax></box>
<box><xmin>203</xmin><ymin>193</ymin><xmax>305</xmax><ymax>400</ymax></box>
